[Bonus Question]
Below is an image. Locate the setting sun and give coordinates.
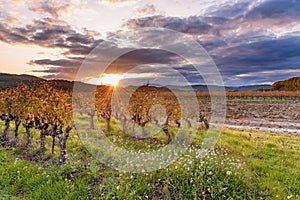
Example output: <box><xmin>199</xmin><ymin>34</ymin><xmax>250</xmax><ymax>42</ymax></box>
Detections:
<box><xmin>87</xmin><ymin>73</ymin><xmax>124</xmax><ymax>86</ymax></box>
<box><xmin>100</xmin><ymin>73</ymin><xmax>124</xmax><ymax>86</ymax></box>
<box><xmin>86</xmin><ymin>73</ymin><xmax>156</xmax><ymax>86</ymax></box>
<box><xmin>1</xmin><ymin>0</ymin><xmax>300</xmax><ymax>198</ymax></box>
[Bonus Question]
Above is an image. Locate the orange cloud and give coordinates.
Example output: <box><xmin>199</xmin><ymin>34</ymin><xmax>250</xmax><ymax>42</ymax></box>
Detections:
<box><xmin>28</xmin><ymin>0</ymin><xmax>71</xmax><ymax>17</ymax></box>
<box><xmin>136</xmin><ymin>4</ymin><xmax>156</xmax><ymax>15</ymax></box>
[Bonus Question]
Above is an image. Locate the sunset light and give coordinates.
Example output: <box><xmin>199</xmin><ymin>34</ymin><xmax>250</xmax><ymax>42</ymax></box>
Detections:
<box><xmin>87</xmin><ymin>73</ymin><xmax>156</xmax><ymax>86</ymax></box>
<box><xmin>99</xmin><ymin>73</ymin><xmax>123</xmax><ymax>86</ymax></box>
<box><xmin>1</xmin><ymin>0</ymin><xmax>300</xmax><ymax>198</ymax></box>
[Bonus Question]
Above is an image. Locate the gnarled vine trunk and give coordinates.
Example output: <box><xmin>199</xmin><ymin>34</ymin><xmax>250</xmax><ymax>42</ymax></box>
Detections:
<box><xmin>14</xmin><ymin>118</ymin><xmax>21</xmax><ymax>140</ymax></box>
<box><xmin>59</xmin><ymin>126</ymin><xmax>72</xmax><ymax>163</ymax></box>
<box><xmin>3</xmin><ymin>119</ymin><xmax>10</xmax><ymax>141</ymax></box>
<box><xmin>24</xmin><ymin>125</ymin><xmax>32</xmax><ymax>148</ymax></box>
<box><xmin>199</xmin><ymin>113</ymin><xmax>209</xmax><ymax>130</ymax></box>
<box><xmin>38</xmin><ymin>123</ymin><xmax>49</xmax><ymax>156</ymax></box>
<box><xmin>162</xmin><ymin>125</ymin><xmax>171</xmax><ymax>143</ymax></box>
<box><xmin>1</xmin><ymin>115</ymin><xmax>11</xmax><ymax>142</ymax></box>
<box><xmin>49</xmin><ymin>126</ymin><xmax>62</xmax><ymax>155</ymax></box>
<box><xmin>40</xmin><ymin>133</ymin><xmax>46</xmax><ymax>155</ymax></box>
<box><xmin>51</xmin><ymin>136</ymin><xmax>55</xmax><ymax>155</ymax></box>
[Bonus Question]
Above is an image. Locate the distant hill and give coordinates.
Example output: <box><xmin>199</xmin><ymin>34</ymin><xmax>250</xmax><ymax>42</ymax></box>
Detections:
<box><xmin>0</xmin><ymin>73</ymin><xmax>44</xmax><ymax>89</ymax></box>
<box><xmin>0</xmin><ymin>72</ymin><xmax>272</xmax><ymax>92</ymax></box>
<box><xmin>0</xmin><ymin>73</ymin><xmax>94</xmax><ymax>92</ymax></box>
<box><xmin>230</xmin><ymin>85</ymin><xmax>272</xmax><ymax>92</ymax></box>
<box><xmin>47</xmin><ymin>79</ymin><xmax>95</xmax><ymax>92</ymax></box>
<box><xmin>167</xmin><ymin>84</ymin><xmax>272</xmax><ymax>92</ymax></box>
<box><xmin>272</xmin><ymin>77</ymin><xmax>300</xmax><ymax>91</ymax></box>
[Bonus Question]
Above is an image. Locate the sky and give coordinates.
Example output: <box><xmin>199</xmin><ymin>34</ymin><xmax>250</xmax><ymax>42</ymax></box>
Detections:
<box><xmin>0</xmin><ymin>0</ymin><xmax>300</xmax><ymax>86</ymax></box>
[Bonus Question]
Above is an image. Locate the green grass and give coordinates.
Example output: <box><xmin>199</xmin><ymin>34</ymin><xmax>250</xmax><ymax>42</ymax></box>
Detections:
<box><xmin>0</xmin><ymin>120</ymin><xmax>299</xmax><ymax>199</ymax></box>
<box><xmin>219</xmin><ymin>130</ymin><xmax>300</xmax><ymax>199</ymax></box>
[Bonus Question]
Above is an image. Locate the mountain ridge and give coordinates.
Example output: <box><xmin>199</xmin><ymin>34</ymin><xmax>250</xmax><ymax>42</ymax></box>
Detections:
<box><xmin>0</xmin><ymin>73</ymin><xmax>272</xmax><ymax>91</ymax></box>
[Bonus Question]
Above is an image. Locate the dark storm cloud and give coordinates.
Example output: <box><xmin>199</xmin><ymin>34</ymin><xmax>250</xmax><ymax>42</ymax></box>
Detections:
<box><xmin>28</xmin><ymin>46</ymin><xmax>180</xmax><ymax>80</ymax></box>
<box><xmin>209</xmin><ymin>36</ymin><xmax>300</xmax><ymax>86</ymax></box>
<box><xmin>0</xmin><ymin>23</ymin><xmax>29</xmax><ymax>44</ymax></box>
<box><xmin>66</xmin><ymin>33</ymin><xmax>94</xmax><ymax>45</ymax></box>
<box><xmin>210</xmin><ymin>0</ymin><xmax>300</xmax><ymax>22</ymax></box>
<box><xmin>198</xmin><ymin>39</ymin><xmax>227</xmax><ymax>51</ymax></box>
<box><xmin>28</xmin><ymin>57</ymin><xmax>83</xmax><ymax>80</ymax></box>
<box><xmin>32</xmin><ymin>66</ymin><xmax>79</xmax><ymax>80</ymax></box>
<box><xmin>245</xmin><ymin>0</ymin><xmax>300</xmax><ymax>20</ymax></box>
<box><xmin>113</xmin><ymin>49</ymin><xmax>178</xmax><ymax>65</ymax></box>
<box><xmin>103</xmin><ymin>49</ymin><xmax>181</xmax><ymax>74</ymax></box>
<box><xmin>172</xmin><ymin>65</ymin><xmax>205</xmax><ymax>84</ymax></box>
<box><xmin>209</xmin><ymin>1</ymin><xmax>252</xmax><ymax>19</ymax></box>
<box><xmin>215</xmin><ymin>36</ymin><xmax>300</xmax><ymax>75</ymax></box>
<box><xmin>0</xmin><ymin>17</ymin><xmax>100</xmax><ymax>52</ymax></box>
<box><xmin>122</xmin><ymin>0</ymin><xmax>300</xmax><ymax>85</ymax></box>
<box><xmin>125</xmin><ymin>15</ymin><xmax>212</xmax><ymax>35</ymax></box>
<box><xmin>28</xmin><ymin>58</ymin><xmax>82</xmax><ymax>67</ymax></box>
<box><xmin>65</xmin><ymin>40</ymin><xmax>104</xmax><ymax>55</ymax></box>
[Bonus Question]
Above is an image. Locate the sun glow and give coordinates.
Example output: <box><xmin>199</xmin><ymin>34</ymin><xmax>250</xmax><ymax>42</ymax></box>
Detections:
<box><xmin>86</xmin><ymin>74</ymin><xmax>122</xmax><ymax>86</ymax></box>
<box><xmin>87</xmin><ymin>73</ymin><xmax>156</xmax><ymax>86</ymax></box>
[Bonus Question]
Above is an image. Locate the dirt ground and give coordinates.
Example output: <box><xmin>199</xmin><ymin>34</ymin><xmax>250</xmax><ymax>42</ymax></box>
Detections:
<box><xmin>201</xmin><ymin>101</ymin><xmax>300</xmax><ymax>134</ymax></box>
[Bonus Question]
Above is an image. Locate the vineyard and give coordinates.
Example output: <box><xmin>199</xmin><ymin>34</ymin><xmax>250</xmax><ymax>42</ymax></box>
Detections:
<box><xmin>1</xmin><ymin>82</ymin><xmax>299</xmax><ymax>161</ymax></box>
<box><xmin>0</xmin><ymin>82</ymin><xmax>209</xmax><ymax>163</ymax></box>
<box><xmin>0</xmin><ymin>82</ymin><xmax>73</xmax><ymax>163</ymax></box>
<box><xmin>196</xmin><ymin>91</ymin><xmax>300</xmax><ymax>101</ymax></box>
<box><xmin>0</xmin><ymin>83</ymin><xmax>299</xmax><ymax>199</ymax></box>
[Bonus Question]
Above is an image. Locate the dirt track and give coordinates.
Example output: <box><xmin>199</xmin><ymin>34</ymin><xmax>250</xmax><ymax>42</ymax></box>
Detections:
<box><xmin>202</xmin><ymin>101</ymin><xmax>300</xmax><ymax>134</ymax></box>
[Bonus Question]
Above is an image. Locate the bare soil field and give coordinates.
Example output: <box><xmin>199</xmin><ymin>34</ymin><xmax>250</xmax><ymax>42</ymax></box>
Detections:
<box><xmin>201</xmin><ymin>101</ymin><xmax>300</xmax><ymax>135</ymax></box>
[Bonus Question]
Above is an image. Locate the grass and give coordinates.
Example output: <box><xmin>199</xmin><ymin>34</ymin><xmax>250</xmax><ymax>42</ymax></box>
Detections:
<box><xmin>219</xmin><ymin>130</ymin><xmax>300</xmax><ymax>199</ymax></box>
<box><xmin>0</xmin><ymin>119</ymin><xmax>299</xmax><ymax>199</ymax></box>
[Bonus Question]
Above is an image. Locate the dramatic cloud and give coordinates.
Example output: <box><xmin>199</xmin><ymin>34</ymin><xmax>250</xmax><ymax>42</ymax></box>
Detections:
<box><xmin>245</xmin><ymin>0</ymin><xmax>300</xmax><ymax>20</ymax></box>
<box><xmin>210</xmin><ymin>36</ymin><xmax>300</xmax><ymax>85</ymax></box>
<box><xmin>121</xmin><ymin>0</ymin><xmax>300</xmax><ymax>85</ymax></box>
<box><xmin>103</xmin><ymin>49</ymin><xmax>180</xmax><ymax>74</ymax></box>
<box><xmin>1</xmin><ymin>0</ymin><xmax>300</xmax><ymax>85</ymax></box>
<box><xmin>125</xmin><ymin>15</ymin><xmax>212</xmax><ymax>35</ymax></box>
<box><xmin>32</xmin><ymin>66</ymin><xmax>79</xmax><ymax>80</ymax></box>
<box><xmin>0</xmin><ymin>17</ymin><xmax>101</xmax><ymax>54</ymax></box>
<box><xmin>28</xmin><ymin>58</ymin><xmax>82</xmax><ymax>67</ymax></box>
<box><xmin>0</xmin><ymin>15</ymin><xmax>104</xmax><ymax>80</ymax></box>
<box><xmin>28</xmin><ymin>0</ymin><xmax>71</xmax><ymax>17</ymax></box>
<box><xmin>136</xmin><ymin>4</ymin><xmax>156</xmax><ymax>15</ymax></box>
